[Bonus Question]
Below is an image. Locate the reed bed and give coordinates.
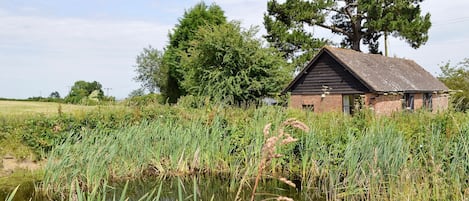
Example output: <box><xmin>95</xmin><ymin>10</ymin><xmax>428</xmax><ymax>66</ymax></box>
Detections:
<box><xmin>35</xmin><ymin>104</ymin><xmax>469</xmax><ymax>200</ymax></box>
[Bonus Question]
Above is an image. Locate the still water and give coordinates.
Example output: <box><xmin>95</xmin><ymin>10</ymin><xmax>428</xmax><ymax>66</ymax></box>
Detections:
<box><xmin>0</xmin><ymin>176</ymin><xmax>324</xmax><ymax>201</ymax></box>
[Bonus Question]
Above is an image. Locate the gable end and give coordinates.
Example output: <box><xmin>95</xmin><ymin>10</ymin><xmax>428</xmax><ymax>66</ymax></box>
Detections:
<box><xmin>285</xmin><ymin>51</ymin><xmax>371</xmax><ymax>95</ymax></box>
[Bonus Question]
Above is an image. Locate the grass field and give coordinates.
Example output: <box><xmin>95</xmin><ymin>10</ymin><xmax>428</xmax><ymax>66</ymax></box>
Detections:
<box><xmin>0</xmin><ymin>100</ymin><xmax>126</xmax><ymax>116</ymax></box>
<box><xmin>0</xmin><ymin>100</ymin><xmax>92</xmax><ymax>116</ymax></box>
<box><xmin>0</xmin><ymin>100</ymin><xmax>129</xmax><ymax>160</ymax></box>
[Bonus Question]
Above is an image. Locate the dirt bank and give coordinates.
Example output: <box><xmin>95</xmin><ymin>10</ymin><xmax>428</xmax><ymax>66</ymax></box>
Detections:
<box><xmin>0</xmin><ymin>155</ymin><xmax>44</xmax><ymax>177</ymax></box>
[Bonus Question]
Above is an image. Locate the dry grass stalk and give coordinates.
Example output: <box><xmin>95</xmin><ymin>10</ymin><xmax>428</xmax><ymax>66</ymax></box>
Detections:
<box><xmin>276</xmin><ymin>196</ymin><xmax>294</xmax><ymax>201</ymax></box>
<box><xmin>250</xmin><ymin>118</ymin><xmax>309</xmax><ymax>201</ymax></box>
<box><xmin>279</xmin><ymin>177</ymin><xmax>296</xmax><ymax>188</ymax></box>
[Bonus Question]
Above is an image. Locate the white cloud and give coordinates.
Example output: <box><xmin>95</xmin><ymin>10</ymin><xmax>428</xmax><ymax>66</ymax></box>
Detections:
<box><xmin>210</xmin><ymin>0</ymin><xmax>469</xmax><ymax>77</ymax></box>
<box><xmin>385</xmin><ymin>0</ymin><xmax>469</xmax><ymax>75</ymax></box>
<box><xmin>211</xmin><ymin>0</ymin><xmax>267</xmax><ymax>31</ymax></box>
<box><xmin>1</xmin><ymin>0</ymin><xmax>468</xmax><ymax>99</ymax></box>
<box><xmin>0</xmin><ymin>14</ymin><xmax>171</xmax><ymax>99</ymax></box>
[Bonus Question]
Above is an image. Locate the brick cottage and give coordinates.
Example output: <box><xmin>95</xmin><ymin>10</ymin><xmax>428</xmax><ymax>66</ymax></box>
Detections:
<box><xmin>282</xmin><ymin>46</ymin><xmax>449</xmax><ymax>115</ymax></box>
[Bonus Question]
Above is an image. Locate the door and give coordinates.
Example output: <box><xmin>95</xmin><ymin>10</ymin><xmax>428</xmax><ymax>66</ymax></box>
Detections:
<box><xmin>343</xmin><ymin>95</ymin><xmax>352</xmax><ymax>115</ymax></box>
<box><xmin>404</xmin><ymin>93</ymin><xmax>415</xmax><ymax>110</ymax></box>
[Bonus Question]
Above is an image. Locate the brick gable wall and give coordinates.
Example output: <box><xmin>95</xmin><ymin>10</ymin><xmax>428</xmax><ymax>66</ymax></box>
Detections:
<box><xmin>290</xmin><ymin>94</ymin><xmax>342</xmax><ymax>113</ymax></box>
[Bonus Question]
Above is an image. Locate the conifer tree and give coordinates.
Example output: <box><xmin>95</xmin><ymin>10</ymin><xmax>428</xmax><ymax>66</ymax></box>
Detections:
<box><xmin>264</xmin><ymin>0</ymin><xmax>431</xmax><ymax>62</ymax></box>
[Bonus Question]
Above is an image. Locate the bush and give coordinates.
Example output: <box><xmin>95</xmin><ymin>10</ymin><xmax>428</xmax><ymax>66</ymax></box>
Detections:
<box><xmin>124</xmin><ymin>93</ymin><xmax>165</xmax><ymax>107</ymax></box>
<box><xmin>176</xmin><ymin>95</ymin><xmax>212</xmax><ymax>108</ymax></box>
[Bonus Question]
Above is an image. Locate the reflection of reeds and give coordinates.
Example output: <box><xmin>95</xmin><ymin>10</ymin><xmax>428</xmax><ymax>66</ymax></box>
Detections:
<box><xmin>5</xmin><ymin>185</ymin><xmax>19</xmax><ymax>201</ymax></box>
<box><xmin>250</xmin><ymin>118</ymin><xmax>309</xmax><ymax>201</ymax></box>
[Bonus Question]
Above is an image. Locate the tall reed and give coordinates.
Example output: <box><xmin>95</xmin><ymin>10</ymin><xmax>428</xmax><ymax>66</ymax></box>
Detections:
<box><xmin>38</xmin><ymin>105</ymin><xmax>469</xmax><ymax>200</ymax></box>
<box><xmin>250</xmin><ymin>118</ymin><xmax>309</xmax><ymax>201</ymax></box>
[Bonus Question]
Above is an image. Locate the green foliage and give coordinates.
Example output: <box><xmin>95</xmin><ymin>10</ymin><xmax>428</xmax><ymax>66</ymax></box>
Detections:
<box><xmin>22</xmin><ymin>115</ymin><xmax>65</xmax><ymax>154</ymax></box>
<box><xmin>65</xmin><ymin>80</ymin><xmax>104</xmax><ymax>104</ymax></box>
<box><xmin>363</xmin><ymin>0</ymin><xmax>431</xmax><ymax>51</ymax></box>
<box><xmin>264</xmin><ymin>0</ymin><xmax>431</xmax><ymax>54</ymax></box>
<box><xmin>133</xmin><ymin>46</ymin><xmax>164</xmax><ymax>93</ymax></box>
<box><xmin>160</xmin><ymin>2</ymin><xmax>227</xmax><ymax>103</ymax></box>
<box><xmin>439</xmin><ymin>58</ymin><xmax>469</xmax><ymax>111</ymax></box>
<box><xmin>49</xmin><ymin>91</ymin><xmax>61</xmax><ymax>99</ymax></box>
<box><xmin>264</xmin><ymin>1</ymin><xmax>328</xmax><ymax>70</ymax></box>
<box><xmin>5</xmin><ymin>105</ymin><xmax>181</xmax><ymax>157</ymax></box>
<box><xmin>180</xmin><ymin>22</ymin><xmax>291</xmax><ymax>104</ymax></box>
<box><xmin>124</xmin><ymin>93</ymin><xmax>165</xmax><ymax>107</ymax></box>
<box><xmin>176</xmin><ymin>95</ymin><xmax>211</xmax><ymax>109</ymax></box>
<box><xmin>26</xmin><ymin>96</ymin><xmax>63</xmax><ymax>103</ymax></box>
<box><xmin>127</xmin><ymin>88</ymin><xmax>145</xmax><ymax>98</ymax></box>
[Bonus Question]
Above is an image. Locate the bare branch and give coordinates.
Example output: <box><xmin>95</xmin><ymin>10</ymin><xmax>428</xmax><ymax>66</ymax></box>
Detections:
<box><xmin>343</xmin><ymin>5</ymin><xmax>354</xmax><ymax>21</ymax></box>
<box><xmin>323</xmin><ymin>7</ymin><xmax>343</xmax><ymax>14</ymax></box>
<box><xmin>315</xmin><ymin>23</ymin><xmax>352</xmax><ymax>37</ymax></box>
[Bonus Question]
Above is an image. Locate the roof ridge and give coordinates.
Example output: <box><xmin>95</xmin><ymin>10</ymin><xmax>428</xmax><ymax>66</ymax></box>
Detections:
<box><xmin>324</xmin><ymin>45</ymin><xmax>417</xmax><ymax>63</ymax></box>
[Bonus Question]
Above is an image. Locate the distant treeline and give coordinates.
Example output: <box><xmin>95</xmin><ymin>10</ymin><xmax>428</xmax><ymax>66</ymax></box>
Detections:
<box><xmin>0</xmin><ymin>97</ymin><xmax>63</xmax><ymax>103</ymax></box>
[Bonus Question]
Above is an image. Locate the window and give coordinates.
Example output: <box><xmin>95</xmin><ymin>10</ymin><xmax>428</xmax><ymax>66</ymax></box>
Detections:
<box><xmin>403</xmin><ymin>93</ymin><xmax>414</xmax><ymax>110</ymax></box>
<box><xmin>423</xmin><ymin>93</ymin><xmax>433</xmax><ymax>111</ymax></box>
<box><xmin>302</xmin><ymin>104</ymin><xmax>314</xmax><ymax>112</ymax></box>
<box><xmin>343</xmin><ymin>94</ymin><xmax>364</xmax><ymax>115</ymax></box>
<box><xmin>343</xmin><ymin>95</ymin><xmax>353</xmax><ymax>115</ymax></box>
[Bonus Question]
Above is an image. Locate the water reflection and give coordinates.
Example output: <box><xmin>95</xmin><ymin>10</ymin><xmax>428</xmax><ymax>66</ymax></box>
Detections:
<box><xmin>0</xmin><ymin>180</ymin><xmax>47</xmax><ymax>201</ymax></box>
<box><xmin>0</xmin><ymin>176</ymin><xmax>324</xmax><ymax>201</ymax></box>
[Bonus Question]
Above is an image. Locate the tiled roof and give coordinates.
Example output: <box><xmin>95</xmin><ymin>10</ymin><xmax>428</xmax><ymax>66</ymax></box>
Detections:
<box><xmin>284</xmin><ymin>46</ymin><xmax>449</xmax><ymax>93</ymax></box>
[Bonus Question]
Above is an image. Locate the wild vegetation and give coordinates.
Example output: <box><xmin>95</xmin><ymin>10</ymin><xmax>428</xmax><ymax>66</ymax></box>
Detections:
<box><xmin>2</xmin><ymin>98</ymin><xmax>469</xmax><ymax>200</ymax></box>
<box><xmin>133</xmin><ymin>2</ymin><xmax>291</xmax><ymax>104</ymax></box>
<box><xmin>439</xmin><ymin>58</ymin><xmax>469</xmax><ymax>111</ymax></box>
<box><xmin>3</xmin><ymin>0</ymin><xmax>469</xmax><ymax>200</ymax></box>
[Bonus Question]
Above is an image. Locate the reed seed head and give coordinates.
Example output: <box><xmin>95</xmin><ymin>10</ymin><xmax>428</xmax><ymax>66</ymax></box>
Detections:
<box><xmin>263</xmin><ymin>123</ymin><xmax>272</xmax><ymax>138</ymax></box>
<box><xmin>279</xmin><ymin>177</ymin><xmax>296</xmax><ymax>188</ymax></box>
<box><xmin>276</xmin><ymin>196</ymin><xmax>294</xmax><ymax>201</ymax></box>
<box><xmin>281</xmin><ymin>136</ymin><xmax>298</xmax><ymax>145</ymax></box>
<box><xmin>281</xmin><ymin>118</ymin><xmax>310</xmax><ymax>132</ymax></box>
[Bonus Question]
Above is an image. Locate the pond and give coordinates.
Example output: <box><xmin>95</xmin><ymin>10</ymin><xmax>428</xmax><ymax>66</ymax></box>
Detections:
<box><xmin>0</xmin><ymin>176</ymin><xmax>325</xmax><ymax>201</ymax></box>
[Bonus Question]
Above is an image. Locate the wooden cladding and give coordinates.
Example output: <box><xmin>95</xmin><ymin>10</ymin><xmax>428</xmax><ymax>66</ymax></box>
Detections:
<box><xmin>290</xmin><ymin>53</ymin><xmax>370</xmax><ymax>95</ymax></box>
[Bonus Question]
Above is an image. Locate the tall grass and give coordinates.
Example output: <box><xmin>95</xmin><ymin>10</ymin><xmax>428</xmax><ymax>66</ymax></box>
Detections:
<box><xmin>30</xmin><ymin>104</ymin><xmax>469</xmax><ymax>200</ymax></box>
<box><xmin>295</xmin><ymin>110</ymin><xmax>469</xmax><ymax>201</ymax></box>
<box><xmin>41</xmin><ymin>105</ymin><xmax>274</xmax><ymax>195</ymax></box>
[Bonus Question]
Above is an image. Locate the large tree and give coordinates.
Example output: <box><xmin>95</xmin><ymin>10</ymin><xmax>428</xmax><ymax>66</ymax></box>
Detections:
<box><xmin>133</xmin><ymin>46</ymin><xmax>163</xmax><ymax>93</ymax></box>
<box><xmin>180</xmin><ymin>22</ymin><xmax>291</xmax><ymax>103</ymax></box>
<box><xmin>264</xmin><ymin>3</ymin><xmax>329</xmax><ymax>71</ymax></box>
<box><xmin>49</xmin><ymin>91</ymin><xmax>61</xmax><ymax>99</ymax></box>
<box><xmin>264</xmin><ymin>0</ymin><xmax>431</xmax><ymax>58</ymax></box>
<box><xmin>161</xmin><ymin>2</ymin><xmax>227</xmax><ymax>103</ymax></box>
<box><xmin>65</xmin><ymin>80</ymin><xmax>104</xmax><ymax>104</ymax></box>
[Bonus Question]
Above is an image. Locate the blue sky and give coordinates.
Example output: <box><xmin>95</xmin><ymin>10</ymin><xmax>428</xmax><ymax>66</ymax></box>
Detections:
<box><xmin>1</xmin><ymin>0</ymin><xmax>469</xmax><ymax>99</ymax></box>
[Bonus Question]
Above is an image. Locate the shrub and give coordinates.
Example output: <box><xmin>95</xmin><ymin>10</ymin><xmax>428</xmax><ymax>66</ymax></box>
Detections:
<box><xmin>124</xmin><ymin>94</ymin><xmax>165</xmax><ymax>107</ymax></box>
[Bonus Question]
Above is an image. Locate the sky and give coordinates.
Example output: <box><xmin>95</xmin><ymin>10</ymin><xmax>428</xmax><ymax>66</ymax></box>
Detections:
<box><xmin>1</xmin><ymin>0</ymin><xmax>468</xmax><ymax>99</ymax></box>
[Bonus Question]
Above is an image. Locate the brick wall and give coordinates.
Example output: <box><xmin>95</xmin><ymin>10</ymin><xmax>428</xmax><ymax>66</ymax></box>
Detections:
<box><xmin>366</xmin><ymin>93</ymin><xmax>449</xmax><ymax>115</ymax></box>
<box><xmin>290</xmin><ymin>94</ymin><xmax>342</xmax><ymax>113</ymax></box>
<box><xmin>291</xmin><ymin>93</ymin><xmax>449</xmax><ymax>115</ymax></box>
<box><xmin>367</xmin><ymin>94</ymin><xmax>402</xmax><ymax>115</ymax></box>
<box><xmin>432</xmin><ymin>94</ymin><xmax>449</xmax><ymax>112</ymax></box>
<box><xmin>414</xmin><ymin>93</ymin><xmax>423</xmax><ymax>109</ymax></box>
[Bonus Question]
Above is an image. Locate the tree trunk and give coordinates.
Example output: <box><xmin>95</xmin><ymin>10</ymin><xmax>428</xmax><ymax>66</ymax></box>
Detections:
<box><xmin>351</xmin><ymin>36</ymin><xmax>361</xmax><ymax>51</ymax></box>
<box><xmin>384</xmin><ymin>31</ymin><xmax>388</xmax><ymax>57</ymax></box>
<box><xmin>351</xmin><ymin>17</ymin><xmax>362</xmax><ymax>52</ymax></box>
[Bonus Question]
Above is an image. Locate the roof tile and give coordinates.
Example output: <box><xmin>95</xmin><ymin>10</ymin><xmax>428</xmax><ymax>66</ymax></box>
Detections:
<box><xmin>321</xmin><ymin>46</ymin><xmax>448</xmax><ymax>92</ymax></box>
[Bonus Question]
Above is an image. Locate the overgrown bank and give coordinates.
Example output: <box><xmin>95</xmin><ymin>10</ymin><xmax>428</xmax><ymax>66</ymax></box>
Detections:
<box><xmin>2</xmin><ymin>103</ymin><xmax>469</xmax><ymax>200</ymax></box>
